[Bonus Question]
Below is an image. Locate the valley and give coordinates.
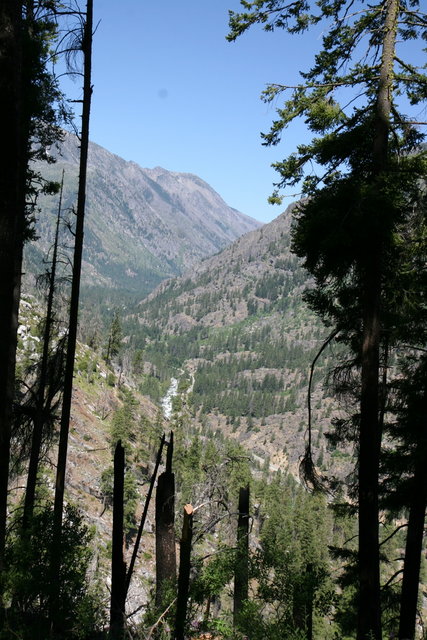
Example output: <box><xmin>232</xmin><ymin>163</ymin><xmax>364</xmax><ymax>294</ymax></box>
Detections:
<box><xmin>4</xmin><ymin>3</ymin><xmax>426</xmax><ymax>638</ymax></box>
<box><xmin>13</xmin><ymin>140</ymin><xmax>425</xmax><ymax>638</ymax></box>
<box><xmin>17</xmin><ymin>155</ymin><xmax>355</xmax><ymax>637</ymax></box>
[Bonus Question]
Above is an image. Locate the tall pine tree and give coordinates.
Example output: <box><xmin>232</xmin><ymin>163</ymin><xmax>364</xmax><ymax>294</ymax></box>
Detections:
<box><xmin>228</xmin><ymin>2</ymin><xmax>426</xmax><ymax>638</ymax></box>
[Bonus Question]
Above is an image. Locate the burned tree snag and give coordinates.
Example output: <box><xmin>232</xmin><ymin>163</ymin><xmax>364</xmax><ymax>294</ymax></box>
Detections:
<box><xmin>156</xmin><ymin>431</ymin><xmax>176</xmax><ymax>608</ymax></box>
<box><xmin>174</xmin><ymin>504</ymin><xmax>193</xmax><ymax>640</ymax></box>
<box><xmin>233</xmin><ymin>485</ymin><xmax>249</xmax><ymax>628</ymax></box>
<box><xmin>23</xmin><ymin>170</ymin><xmax>65</xmax><ymax>531</ymax></box>
<box><xmin>125</xmin><ymin>433</ymin><xmax>166</xmax><ymax>600</ymax></box>
<box><xmin>398</xmin><ymin>418</ymin><xmax>427</xmax><ymax>640</ymax></box>
<box><xmin>110</xmin><ymin>440</ymin><xmax>126</xmax><ymax>640</ymax></box>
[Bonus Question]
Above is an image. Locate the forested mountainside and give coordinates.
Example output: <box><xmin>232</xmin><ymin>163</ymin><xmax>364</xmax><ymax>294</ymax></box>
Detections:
<box><xmin>14</xmin><ymin>293</ymin><xmax>360</xmax><ymax>640</ymax></box>
<box><xmin>118</xmin><ymin>204</ymin><xmax>344</xmax><ymax>477</ymax></box>
<box><xmin>26</xmin><ymin>132</ymin><xmax>261</xmax><ymax>303</ymax></box>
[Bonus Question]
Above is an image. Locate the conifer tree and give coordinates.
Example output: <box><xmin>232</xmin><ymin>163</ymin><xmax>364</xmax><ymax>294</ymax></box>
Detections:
<box><xmin>105</xmin><ymin>311</ymin><xmax>123</xmax><ymax>364</ymax></box>
<box><xmin>228</xmin><ymin>2</ymin><xmax>426</xmax><ymax>639</ymax></box>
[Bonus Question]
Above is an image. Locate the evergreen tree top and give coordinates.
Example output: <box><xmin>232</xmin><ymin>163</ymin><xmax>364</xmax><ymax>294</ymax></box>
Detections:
<box><xmin>228</xmin><ymin>0</ymin><xmax>427</xmax><ymax>202</ymax></box>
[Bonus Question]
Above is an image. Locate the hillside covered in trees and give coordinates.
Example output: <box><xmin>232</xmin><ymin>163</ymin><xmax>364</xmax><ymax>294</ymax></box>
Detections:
<box><xmin>1</xmin><ymin>2</ymin><xmax>426</xmax><ymax>640</ymax></box>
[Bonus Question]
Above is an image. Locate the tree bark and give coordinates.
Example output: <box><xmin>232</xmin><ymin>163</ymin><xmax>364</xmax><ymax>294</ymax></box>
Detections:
<box><xmin>110</xmin><ymin>441</ymin><xmax>126</xmax><ymax>640</ymax></box>
<box><xmin>155</xmin><ymin>470</ymin><xmax>176</xmax><ymax>608</ymax></box>
<box><xmin>156</xmin><ymin>431</ymin><xmax>176</xmax><ymax>608</ymax></box>
<box><xmin>233</xmin><ymin>485</ymin><xmax>249</xmax><ymax>628</ymax></box>
<box><xmin>398</xmin><ymin>479</ymin><xmax>426</xmax><ymax>640</ymax></box>
<box><xmin>174</xmin><ymin>504</ymin><xmax>193</xmax><ymax>640</ymax></box>
<box><xmin>358</xmin><ymin>3</ymin><xmax>398</xmax><ymax>639</ymax></box>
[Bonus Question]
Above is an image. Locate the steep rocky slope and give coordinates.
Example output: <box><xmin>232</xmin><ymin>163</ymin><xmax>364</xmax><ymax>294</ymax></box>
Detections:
<box><xmin>15</xmin><ymin>294</ymin><xmax>167</xmax><ymax>621</ymax></box>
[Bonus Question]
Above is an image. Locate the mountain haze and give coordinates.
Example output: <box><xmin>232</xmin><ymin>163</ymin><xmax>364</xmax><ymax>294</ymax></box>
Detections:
<box><xmin>28</xmin><ymin>133</ymin><xmax>261</xmax><ymax>299</ymax></box>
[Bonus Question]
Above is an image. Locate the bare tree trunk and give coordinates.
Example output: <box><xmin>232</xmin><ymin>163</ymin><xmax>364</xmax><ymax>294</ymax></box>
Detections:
<box><xmin>398</xmin><ymin>482</ymin><xmax>426</xmax><ymax>640</ymax></box>
<box><xmin>125</xmin><ymin>433</ymin><xmax>166</xmax><ymax>600</ymax></box>
<box><xmin>233</xmin><ymin>485</ymin><xmax>249</xmax><ymax>628</ymax></box>
<box><xmin>49</xmin><ymin>0</ymin><xmax>93</xmax><ymax>630</ymax></box>
<box><xmin>174</xmin><ymin>504</ymin><xmax>193</xmax><ymax>640</ymax></box>
<box><xmin>23</xmin><ymin>170</ymin><xmax>65</xmax><ymax>530</ymax></box>
<box><xmin>398</xmin><ymin>410</ymin><xmax>427</xmax><ymax>640</ymax></box>
<box><xmin>110</xmin><ymin>441</ymin><xmax>126</xmax><ymax>640</ymax></box>
<box><xmin>358</xmin><ymin>259</ymin><xmax>382</xmax><ymax>640</ymax></box>
<box><xmin>358</xmin><ymin>2</ymin><xmax>398</xmax><ymax>639</ymax></box>
<box><xmin>156</xmin><ymin>431</ymin><xmax>176</xmax><ymax>608</ymax></box>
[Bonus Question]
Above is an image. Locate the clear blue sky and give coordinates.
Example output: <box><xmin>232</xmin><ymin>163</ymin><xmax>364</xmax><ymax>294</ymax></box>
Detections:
<box><xmin>61</xmin><ymin>1</ymin><xmax>426</xmax><ymax>224</ymax></box>
<box><xmin>64</xmin><ymin>0</ymin><xmax>316</xmax><ymax>223</ymax></box>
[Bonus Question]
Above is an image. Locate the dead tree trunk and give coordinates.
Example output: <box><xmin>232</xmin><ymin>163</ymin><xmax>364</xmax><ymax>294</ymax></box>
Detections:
<box><xmin>398</xmin><ymin>486</ymin><xmax>426</xmax><ymax>640</ymax></box>
<box><xmin>125</xmin><ymin>433</ymin><xmax>166</xmax><ymax>600</ymax></box>
<box><xmin>23</xmin><ymin>170</ymin><xmax>65</xmax><ymax>530</ymax></box>
<box><xmin>156</xmin><ymin>431</ymin><xmax>176</xmax><ymax>608</ymax></box>
<box><xmin>398</xmin><ymin>415</ymin><xmax>427</xmax><ymax>640</ymax></box>
<box><xmin>49</xmin><ymin>0</ymin><xmax>93</xmax><ymax>630</ymax></box>
<box><xmin>110</xmin><ymin>440</ymin><xmax>126</xmax><ymax>640</ymax></box>
<box><xmin>233</xmin><ymin>485</ymin><xmax>249</xmax><ymax>628</ymax></box>
<box><xmin>174</xmin><ymin>504</ymin><xmax>193</xmax><ymax>640</ymax></box>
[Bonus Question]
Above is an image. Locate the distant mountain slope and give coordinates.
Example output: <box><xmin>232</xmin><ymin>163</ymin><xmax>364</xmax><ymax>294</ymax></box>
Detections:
<box><xmin>134</xmin><ymin>205</ymin><xmax>345</xmax><ymax>476</ymax></box>
<box><xmin>27</xmin><ymin>133</ymin><xmax>261</xmax><ymax>299</ymax></box>
<box><xmin>137</xmin><ymin>202</ymin><xmax>307</xmax><ymax>330</ymax></box>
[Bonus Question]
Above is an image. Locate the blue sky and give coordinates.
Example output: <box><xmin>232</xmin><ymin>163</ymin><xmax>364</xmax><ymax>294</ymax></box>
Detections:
<box><xmin>63</xmin><ymin>0</ymin><xmax>317</xmax><ymax>223</ymax></box>
<box><xmin>61</xmin><ymin>1</ymin><xmax>426</xmax><ymax>224</ymax></box>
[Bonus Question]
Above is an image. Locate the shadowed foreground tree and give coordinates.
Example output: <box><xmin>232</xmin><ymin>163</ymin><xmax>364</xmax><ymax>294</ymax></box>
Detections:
<box><xmin>110</xmin><ymin>440</ymin><xmax>126</xmax><ymax>640</ymax></box>
<box><xmin>228</xmin><ymin>2</ymin><xmax>427</xmax><ymax>639</ymax></box>
<box><xmin>381</xmin><ymin>354</ymin><xmax>427</xmax><ymax>640</ymax></box>
<box><xmin>0</xmin><ymin>0</ymin><xmax>65</xmax><ymax>583</ymax></box>
<box><xmin>397</xmin><ymin>371</ymin><xmax>427</xmax><ymax>640</ymax></box>
<box><xmin>125</xmin><ymin>434</ymin><xmax>166</xmax><ymax>602</ymax></box>
<box><xmin>23</xmin><ymin>170</ymin><xmax>66</xmax><ymax>531</ymax></box>
<box><xmin>233</xmin><ymin>485</ymin><xmax>249</xmax><ymax>629</ymax></box>
<box><xmin>174</xmin><ymin>504</ymin><xmax>194</xmax><ymax>640</ymax></box>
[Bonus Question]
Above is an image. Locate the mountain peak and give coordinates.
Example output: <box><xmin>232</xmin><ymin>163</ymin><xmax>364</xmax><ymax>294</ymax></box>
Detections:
<box><xmin>30</xmin><ymin>134</ymin><xmax>262</xmax><ymax>299</ymax></box>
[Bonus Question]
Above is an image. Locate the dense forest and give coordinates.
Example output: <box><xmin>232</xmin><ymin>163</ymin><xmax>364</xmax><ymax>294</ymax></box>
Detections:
<box><xmin>0</xmin><ymin>1</ymin><xmax>426</xmax><ymax>640</ymax></box>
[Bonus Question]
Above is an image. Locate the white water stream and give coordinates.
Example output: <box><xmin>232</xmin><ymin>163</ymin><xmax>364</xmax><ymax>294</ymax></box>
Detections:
<box><xmin>161</xmin><ymin>377</ymin><xmax>178</xmax><ymax>419</ymax></box>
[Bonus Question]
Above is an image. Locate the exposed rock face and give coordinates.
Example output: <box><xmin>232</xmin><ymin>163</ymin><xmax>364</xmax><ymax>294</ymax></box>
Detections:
<box><xmin>138</xmin><ymin>203</ymin><xmax>301</xmax><ymax>331</ymax></box>
<box><xmin>29</xmin><ymin>133</ymin><xmax>262</xmax><ymax>298</ymax></box>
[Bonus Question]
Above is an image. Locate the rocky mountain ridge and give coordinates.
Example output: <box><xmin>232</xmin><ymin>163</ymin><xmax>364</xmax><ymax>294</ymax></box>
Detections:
<box><xmin>27</xmin><ymin>133</ymin><xmax>261</xmax><ymax>300</ymax></box>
